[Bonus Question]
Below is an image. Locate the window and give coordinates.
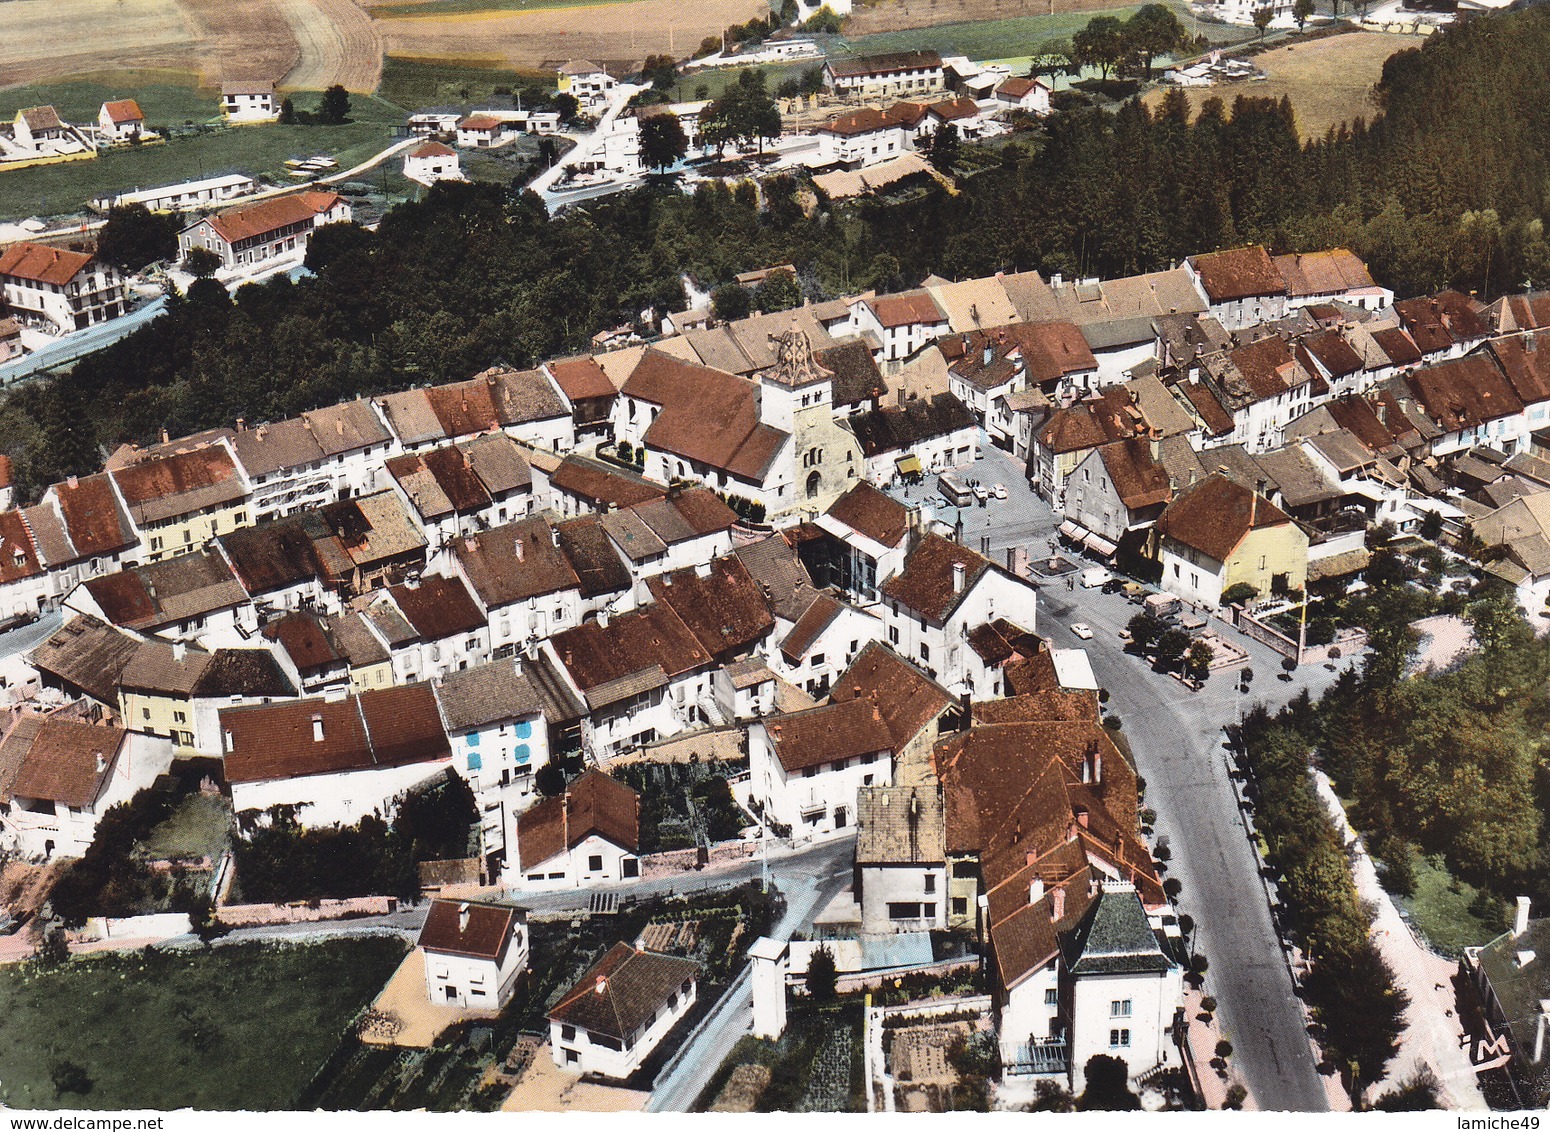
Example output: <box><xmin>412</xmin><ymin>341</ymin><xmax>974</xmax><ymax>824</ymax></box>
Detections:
<box><xmin>561</xmin><ymin>1024</ymin><xmax>577</xmax><ymax>1041</ymax></box>
<box><xmin>1111</xmin><ymin>999</ymin><xmax>1132</xmax><ymax>1018</ymax></box>
<box><xmin>1045</xmin><ymin>988</ymin><xmax>1059</xmax><ymax>1006</ymax></box>
<box><xmin>887</xmin><ymin>902</ymin><xmax>922</xmax><ymax>920</ymax></box>
<box><xmin>1110</xmin><ymin>1029</ymin><xmax>1131</xmax><ymax>1048</ymax></box>
<box><xmin>952</xmin><ymin>861</ymin><xmax>976</xmax><ymax>879</ymax></box>
<box><xmin>588</xmin><ymin>854</ymin><xmax>603</xmax><ymax>872</ymax></box>
<box><xmin>924</xmin><ymin>874</ymin><xmax>936</xmax><ymax>894</ymax></box>
<box><xmin>888</xmin><ymin>625</ymin><xmax>899</xmax><ymax>645</ymax></box>
<box><xmin>952</xmin><ymin>897</ymin><xmax>968</xmax><ymax>916</ymax></box>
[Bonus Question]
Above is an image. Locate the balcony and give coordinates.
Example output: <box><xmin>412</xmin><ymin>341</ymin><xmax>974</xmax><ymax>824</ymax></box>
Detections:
<box><xmin>1005</xmin><ymin>1038</ymin><xmax>1069</xmax><ymax>1078</ymax></box>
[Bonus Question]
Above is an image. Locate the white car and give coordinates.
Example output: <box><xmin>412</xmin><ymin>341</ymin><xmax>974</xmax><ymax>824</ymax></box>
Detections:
<box><xmin>1080</xmin><ymin>566</ymin><xmax>1113</xmax><ymax>588</ymax></box>
<box><xmin>1070</xmin><ymin>622</ymin><xmax>1094</xmax><ymax>640</ymax></box>
<box><xmin>992</xmin><ymin>483</ymin><xmax>1007</xmax><ymax>500</ymax></box>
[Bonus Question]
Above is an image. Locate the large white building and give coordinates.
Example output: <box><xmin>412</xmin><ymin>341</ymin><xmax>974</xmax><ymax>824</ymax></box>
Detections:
<box><xmin>0</xmin><ymin>242</ymin><xmax>127</xmax><ymax>334</ymax></box>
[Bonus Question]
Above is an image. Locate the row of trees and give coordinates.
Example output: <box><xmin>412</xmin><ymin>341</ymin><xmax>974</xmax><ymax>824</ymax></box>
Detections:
<box><xmin>1070</xmin><ymin>4</ymin><xmax>1193</xmax><ymax>81</ymax></box>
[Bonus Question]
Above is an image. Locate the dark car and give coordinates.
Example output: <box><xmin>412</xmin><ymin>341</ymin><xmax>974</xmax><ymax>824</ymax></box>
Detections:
<box><xmin>1101</xmin><ymin>578</ymin><xmax>1125</xmax><ymax>594</ymax></box>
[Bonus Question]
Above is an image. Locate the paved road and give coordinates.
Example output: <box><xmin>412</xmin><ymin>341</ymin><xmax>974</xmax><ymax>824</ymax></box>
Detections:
<box><xmin>0</xmin><ymin>299</ymin><xmax>165</xmax><ymax>384</ymax></box>
<box><xmin>888</xmin><ymin>438</ymin><xmax>1337</xmax><ymax>1109</ymax></box>
<box><xmin>1039</xmin><ymin>581</ymin><xmax>1349</xmax><ymax>1111</ymax></box>
<box><xmin>0</xmin><ymin>610</ymin><xmax>62</xmax><ymax>661</ymax></box>
<box><xmin>646</xmin><ymin>836</ymin><xmax>856</xmax><ymax>1112</ymax></box>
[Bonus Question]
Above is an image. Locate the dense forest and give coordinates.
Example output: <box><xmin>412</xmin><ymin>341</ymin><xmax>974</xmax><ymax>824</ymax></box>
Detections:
<box><xmin>9</xmin><ymin>7</ymin><xmax>1550</xmax><ymax>493</ymax></box>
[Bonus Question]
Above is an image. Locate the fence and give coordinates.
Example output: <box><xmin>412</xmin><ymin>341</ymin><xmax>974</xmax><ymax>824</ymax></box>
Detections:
<box><xmin>639</xmin><ymin>837</ymin><xmax>768</xmax><ymax>879</ymax></box>
<box><xmin>878</xmin><ymin>992</ymin><xmax>992</xmax><ymax>1024</ymax></box>
<box><xmin>1229</xmin><ymin>607</ymin><xmax>1367</xmax><ymax>666</ymax></box>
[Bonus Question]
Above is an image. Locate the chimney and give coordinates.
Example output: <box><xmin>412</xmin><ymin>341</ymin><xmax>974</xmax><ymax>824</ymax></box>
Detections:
<box><xmin>1516</xmin><ymin>896</ymin><xmax>1533</xmax><ymax>938</ymax></box>
<box><xmin>172</xmin><ymin>640</ymin><xmax>185</xmax><ymax>662</ymax></box>
<box><xmin>514</xmin><ymin>537</ymin><xmax>525</xmax><ymax>563</ymax></box>
<box><xmin>458</xmin><ymin>902</ymin><xmax>470</xmax><ymax>932</ymax></box>
<box><xmin>595</xmin><ymin>976</ymin><xmax>609</xmax><ymax>996</ymax></box>
<box><xmin>312</xmin><ymin>714</ymin><xmax>324</xmax><ymax>742</ymax></box>
<box><xmin>236</xmin><ymin>417</ymin><xmax>246</xmax><ymax>432</ymax></box>
<box><xmin>1050</xmin><ymin>885</ymin><xmax>1065</xmax><ymax>922</ymax></box>
<box><xmin>952</xmin><ymin>561</ymin><xmax>966</xmax><ymax>594</ymax></box>
<box><xmin>67</xmin><ymin>475</ymin><xmax>78</xmax><ymax>489</ymax></box>
<box><xmin>598</xmin><ymin>610</ymin><xmax>609</xmax><ymax>629</ymax></box>
<box><xmin>1535</xmin><ymin>1002</ymin><xmax>1549</xmax><ymax>1064</ymax></box>
<box><xmin>1030</xmin><ymin>877</ymin><xmax>1045</xmax><ymax>904</ymax></box>
<box><xmin>983</xmin><ymin>342</ymin><xmax>993</xmax><ymax>367</ymax></box>
<box><xmin>161</xmin><ymin>428</ymin><xmax>170</xmax><ymax>444</ymax></box>
<box><xmin>551</xmin><ymin>526</ymin><xmax>560</xmax><ymax>548</ymax></box>
<box><xmin>94</xmin><ymin>751</ymin><xmax>105</xmax><ymax>773</ymax></box>
<box><xmin>1075</xmin><ymin>807</ymin><xmax>1089</xmax><ymax>828</ymax></box>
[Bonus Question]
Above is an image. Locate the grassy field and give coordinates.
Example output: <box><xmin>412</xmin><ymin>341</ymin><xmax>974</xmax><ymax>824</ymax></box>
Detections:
<box><xmin>376</xmin><ymin>55</ymin><xmax>555</xmax><ymax>111</ymax></box>
<box><xmin>0</xmin><ymin>91</ymin><xmax>405</xmax><ymax>222</ymax></box>
<box><xmin>844</xmin><ymin>2</ymin><xmax>1254</xmax><ymax>62</ymax></box>
<box><xmin>1142</xmin><ymin>28</ymin><xmax>1413</xmax><ymax>139</ymax></box>
<box><xmin>671</xmin><ymin>61</ymin><xmax>814</xmax><ymax>102</ymax></box>
<box><xmin>0</xmin><ymin>938</ymin><xmax>407</xmax><ymax>1110</ymax></box>
<box><xmin>1396</xmin><ymin>853</ymin><xmax>1505</xmax><ymax>959</ymax></box>
<box><xmin>0</xmin><ymin>78</ymin><xmax>216</xmax><ymax>128</ymax></box>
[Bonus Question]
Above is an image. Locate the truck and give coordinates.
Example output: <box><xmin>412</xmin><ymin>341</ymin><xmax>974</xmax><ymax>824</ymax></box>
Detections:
<box><xmin>938</xmin><ymin>471</ymin><xmax>973</xmax><ymax>507</ymax></box>
<box><xmin>1144</xmin><ymin>592</ymin><xmax>1181</xmax><ymax>619</ymax></box>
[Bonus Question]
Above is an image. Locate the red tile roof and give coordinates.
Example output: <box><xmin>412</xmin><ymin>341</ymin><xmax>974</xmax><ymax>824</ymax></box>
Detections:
<box><xmin>550</xmin><ymin>603</ymin><xmax>709</xmax><ymax>691</ymax></box>
<box><xmin>410</xmin><ymin>141</ymin><xmax>456</xmax><ymax>158</ymax></box>
<box><xmin>825</xmin><ymin>481</ymin><xmax>909</xmax><ymax>548</ymax></box>
<box><xmin>1188</xmin><ymin>245</ymin><xmax>1287</xmax><ymax>303</ymax></box>
<box><xmin>647</xmin><ymin>557</ymin><xmax>773</xmax><ymax>660</ymax></box>
<box><xmin>928</xmin><ymin>96</ymin><xmax>979</xmax><ymax>121</ymax></box>
<box><xmin>1155</xmin><ymin>472</ymin><xmax>1291</xmax><ymax>563</ymax></box>
<box><xmin>109</xmin><ymin>444</ymin><xmax>244</xmax><ymax>524</ymax></box>
<box><xmin>868</xmin><ymin>290</ymin><xmax>946</xmax><ymax>330</ymax></box>
<box><xmin>101</xmin><ymin>99</ymin><xmax>144</xmax><ymax>124</ymax></box>
<box><xmin>765</xmin><ymin>696</ymin><xmax>894</xmax><ymax>773</ymax></box>
<box><xmin>1271</xmin><ymin>248</ymin><xmax>1376</xmax><ymax>297</ymax></box>
<box><xmin>547</xmin><ymin>942</ymin><xmax>697</xmax><ymax>1041</ymax></box>
<box><xmin>828</xmin><ymin>641</ymin><xmax>954</xmax><ymax>750</ymax></box>
<box><xmin>818</xmin><ymin>107</ymin><xmax>898</xmax><ymax>137</ymax></box>
<box><xmin>623</xmin><ymin>350</ymin><xmax>788</xmax><ymax>483</ymax></box>
<box><xmin>221</xmin><ymin>683</ymin><xmax>450</xmax><ymax>784</ymax></box>
<box><xmin>205</xmin><ymin>191</ymin><xmax>342</xmax><ymax>245</ymax></box>
<box><xmin>1394</xmin><ymin>291</ymin><xmax>1490</xmax><ymax>354</ymax></box>
<box><xmin>517</xmin><ymin>769</ymin><xmax>639</xmax><ymax>868</ymax></box>
<box><xmin>546</xmin><ymin>356</ymin><xmax>617</xmax><ymax>402</ymax></box>
<box><xmin>0</xmin><ymin>511</ymin><xmax>43</xmax><ymax>585</ymax></box>
<box><xmin>1096</xmin><ymin>438</ymin><xmax>1172</xmax><ymax>511</ymax></box>
<box><xmin>418</xmin><ymin>899</ymin><xmax>521</xmax><ymax>961</ymax></box>
<box><xmin>880</xmin><ymin>533</ymin><xmax>992</xmax><ymax>622</ymax></box>
<box><xmin>1486</xmin><ymin>332</ymin><xmax>1550</xmax><ymax>406</ymax></box>
<box><xmin>0</xmin><ymin>242</ymin><xmax>95</xmax><ymax>287</ymax></box>
<box><xmin>384</xmin><ymin>574</ymin><xmax>486</xmax><ymax>641</ymax></box>
<box><xmin>4</xmin><ymin>716</ymin><xmax>124</xmax><ymax>809</ymax></box>
<box><xmin>1403</xmin><ymin>353</ymin><xmax>1524</xmax><ymax>432</ymax></box>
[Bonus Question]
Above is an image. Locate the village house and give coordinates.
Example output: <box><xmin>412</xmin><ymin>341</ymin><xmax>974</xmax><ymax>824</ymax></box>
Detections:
<box><xmin>29</xmin><ymin>474</ymin><xmax>141</xmax><ymax>603</ymax></box>
<box><xmin>849</xmin><ymin>392</ymin><xmax>979</xmax><ymax>485</ymax></box>
<box><xmin>770</xmin><ymin>591</ymin><xmax>880</xmax><ymax>698</ymax></box>
<box><xmin>1175</xmin><ymin>333</ymin><xmax>1320</xmax><ymax>454</ymax></box>
<box><xmin>0</xmin><ymin>242</ymin><xmax>127</xmax><ymax>334</ymax></box>
<box><xmin>11</xmin><ymin>105</ymin><xmax>68</xmax><ymax>151</ymax></box>
<box><xmin>614</xmin><ymin>350</ymin><xmax>793</xmax><ymax>517</ymax></box>
<box><xmin>375</xmin><ymin>368</ymin><xmax>573</xmax><ymax>456</ymax></box>
<box><xmin>97</xmin><ymin>100</ymin><xmax>146</xmax><ymax>144</ymax></box>
<box><xmin>455</xmin><ymin>114</ymin><xmax>510</xmax><ymax>149</ymax></box>
<box><xmin>262</xmin><ymin>609</ymin><xmax>397</xmax><ymax>696</ymax></box>
<box><xmin>542</xmin><ymin>355</ymin><xmax>618</xmax><ymax>444</ymax></box>
<box><xmin>386</xmin><ymin>433</ymin><xmax>534</xmax><ymax>548</ymax></box>
<box><xmin>1061</xmin><ymin>438</ymin><xmax>1173</xmax><ymax>561</ymax></box>
<box><xmin>108</xmin><ymin>442</ymin><xmax>251</xmax><ymax>562</ymax></box>
<box><xmin>557</xmin><ymin>60</ymin><xmax>618</xmax><ymax>104</ymax></box>
<box><xmin>221</xmin><ymin>81</ymin><xmax>278</xmax><ymax>121</ymax></box>
<box><xmin>1151</xmin><ymin>472</ymin><xmax>1308</xmax><ymax>607</ymax></box>
<box><xmin>450</xmin><ymin>515</ymin><xmax>588</xmax><ymax>653</ymax></box>
<box><xmin>65</xmin><ymin>548</ymin><xmax>257</xmax><ymax>647</ymax></box>
<box><xmin>993</xmin><ymin>76</ymin><xmax>1051</xmax><ymax>116</ymax></box>
<box><xmin>220</xmin><ymin>683</ymin><xmax>454</xmax><ymax>827</ymax></box>
<box><xmin>810</xmin><ymin>480</ymin><xmax>914</xmax><ymax>605</ymax></box>
<box><xmin>749</xmin><ymin>697</ymin><xmax>894</xmax><ymax>840</ymax></box>
<box><xmin>403</xmin><ymin>141</ymin><xmax>463</xmax><ymax>187</ymax></box>
<box><xmin>515</xmin><ymin>768</ymin><xmax>640</xmax><ymax>889</ymax></box>
<box><xmin>0</xmin><ymin>713</ymin><xmax>175</xmax><ymax>860</ymax></box>
<box><xmin>1272</xmin><ymin>248</ymin><xmax>1391</xmax><ymax>312</ymax></box>
<box><xmin>850</xmin><ymin>291</ymin><xmax>951</xmax><ymax>366</ymax></box>
<box><xmin>177</xmin><ymin>190</ymin><xmax>351</xmax><ymax>271</ymax></box>
<box><xmin>813</xmin><ymin>107</ymin><xmax>908</xmax><ymax>171</ymax></box>
<box><xmin>1393</xmin><ymin>291</ymin><xmax>1491</xmax><ymax>363</ymax></box>
<box><xmin>1184</xmin><ymin>246</ymin><xmax>1290</xmax><ymax>331</ymax></box>
<box><xmin>366</xmin><ymin>573</ymin><xmax>491</xmax><ymax>683</ymax></box>
<box><xmin>433</xmin><ymin>660</ymin><xmax>552</xmax><ymax>866</ymax></box>
<box><xmin>227</xmin><ymin>398</ymin><xmax>398</xmax><ymax>522</ymax></box>
<box><xmin>418</xmin><ymin>898</ymin><xmax>529</xmax><ymax>1009</ymax></box>
<box><xmin>542</xmin><ymin>453</ymin><xmax>664</xmax><ymax>519</ymax></box>
<box><xmin>1402</xmin><ymin>353</ymin><xmax>1528</xmax><ymax>458</ymax></box>
<box><xmin>598</xmin><ymin>487</ymin><xmax>738</xmax><ymax>581</ymax></box>
<box><xmin>822</xmin><ymin>51</ymin><xmax>945</xmax><ymax>100</ymax></box>
<box><xmin>548</xmin><ymin>943</ymin><xmax>699</xmax><ymax>1079</ymax></box>
<box><xmin>92</xmin><ymin>174</ymin><xmax>257</xmax><ymax>215</ymax></box>
<box><xmin>855</xmin><ymin>784</ymin><xmax>949</xmax><ymax>935</ymax></box>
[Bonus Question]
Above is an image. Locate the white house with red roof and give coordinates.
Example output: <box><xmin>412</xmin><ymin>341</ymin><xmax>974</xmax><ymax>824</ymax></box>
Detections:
<box><xmin>403</xmin><ymin>141</ymin><xmax>464</xmax><ymax>187</ymax></box>
<box><xmin>0</xmin><ymin>242</ymin><xmax>126</xmax><ymax>334</ymax></box>
<box><xmin>177</xmin><ymin>190</ymin><xmax>351</xmax><ymax>271</ymax></box>
<box><xmin>417</xmin><ymin>899</ymin><xmax>529</xmax><ymax>1009</ymax></box>
<box><xmin>97</xmin><ymin>100</ymin><xmax>147</xmax><ymax>144</ymax></box>
<box><xmin>548</xmin><ymin>943</ymin><xmax>698</xmax><ymax>1078</ymax></box>
<box><xmin>994</xmin><ymin>76</ymin><xmax>1051</xmax><ymax>116</ymax></box>
<box><xmin>455</xmin><ymin>114</ymin><xmax>510</xmax><ymax>149</ymax></box>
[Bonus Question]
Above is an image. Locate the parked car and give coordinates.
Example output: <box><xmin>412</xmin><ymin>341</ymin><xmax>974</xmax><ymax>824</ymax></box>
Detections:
<box><xmin>1102</xmin><ymin>578</ymin><xmax>1124</xmax><ymax>594</ymax></box>
<box><xmin>1070</xmin><ymin>622</ymin><xmax>1094</xmax><ymax>640</ymax></box>
<box><xmin>992</xmin><ymin>483</ymin><xmax>1007</xmax><ymax>500</ymax></box>
<box><xmin>1123</xmin><ymin>581</ymin><xmax>1149</xmax><ymax>602</ymax></box>
<box><xmin>1118</xmin><ymin>628</ymin><xmax>1133</xmax><ymax>642</ymax></box>
<box><xmin>972</xmin><ymin>483</ymin><xmax>989</xmax><ymax>505</ymax></box>
<box><xmin>1080</xmin><ymin>566</ymin><xmax>1113</xmax><ymax>588</ymax></box>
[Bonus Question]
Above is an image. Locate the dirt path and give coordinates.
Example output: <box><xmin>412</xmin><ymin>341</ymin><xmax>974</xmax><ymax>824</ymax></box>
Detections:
<box><xmin>278</xmin><ymin>0</ymin><xmax>385</xmax><ymax>92</ymax></box>
<box><xmin>1313</xmin><ymin>770</ymin><xmax>1488</xmax><ymax>1111</ymax></box>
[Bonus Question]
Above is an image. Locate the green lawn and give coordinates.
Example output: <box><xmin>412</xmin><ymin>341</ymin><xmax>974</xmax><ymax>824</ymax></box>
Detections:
<box><xmin>139</xmin><ymin>794</ymin><xmax>233</xmax><ymax>861</ymax></box>
<box><xmin>670</xmin><ymin>62</ymin><xmax>814</xmax><ymax>103</ymax></box>
<box><xmin>0</xmin><ymin>92</ymin><xmax>406</xmax><ymax>223</ymax></box>
<box><xmin>0</xmin><ymin>79</ymin><xmax>218</xmax><ymax>132</ymax></box>
<box><xmin>0</xmin><ymin>937</ymin><xmax>408</xmax><ymax>1110</ymax></box>
<box><xmin>1396</xmin><ymin>853</ymin><xmax>1504</xmax><ymax>959</ymax></box>
<box><xmin>377</xmin><ymin>56</ymin><xmax>558</xmax><ymax>113</ymax></box>
<box><xmin>843</xmin><ymin>3</ymin><xmax>1254</xmax><ymax>63</ymax></box>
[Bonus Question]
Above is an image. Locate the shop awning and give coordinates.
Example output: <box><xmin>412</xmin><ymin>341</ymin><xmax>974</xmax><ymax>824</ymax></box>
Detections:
<box><xmin>1058</xmin><ymin>519</ymin><xmax>1085</xmax><ymax>542</ymax></box>
<box><xmin>1084</xmin><ymin>532</ymin><xmax>1118</xmax><ymax>558</ymax></box>
<box><xmin>895</xmin><ymin>454</ymin><xmax>923</xmax><ymax>475</ymax></box>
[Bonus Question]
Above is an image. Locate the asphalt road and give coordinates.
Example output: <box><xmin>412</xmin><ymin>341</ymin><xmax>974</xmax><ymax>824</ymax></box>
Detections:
<box><xmin>0</xmin><ymin>610</ymin><xmax>62</xmax><ymax>660</ymax></box>
<box><xmin>1040</xmin><ymin>581</ymin><xmax>1350</xmax><ymax>1111</ymax></box>
<box><xmin>0</xmin><ymin>299</ymin><xmax>165</xmax><ymax>385</ymax></box>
